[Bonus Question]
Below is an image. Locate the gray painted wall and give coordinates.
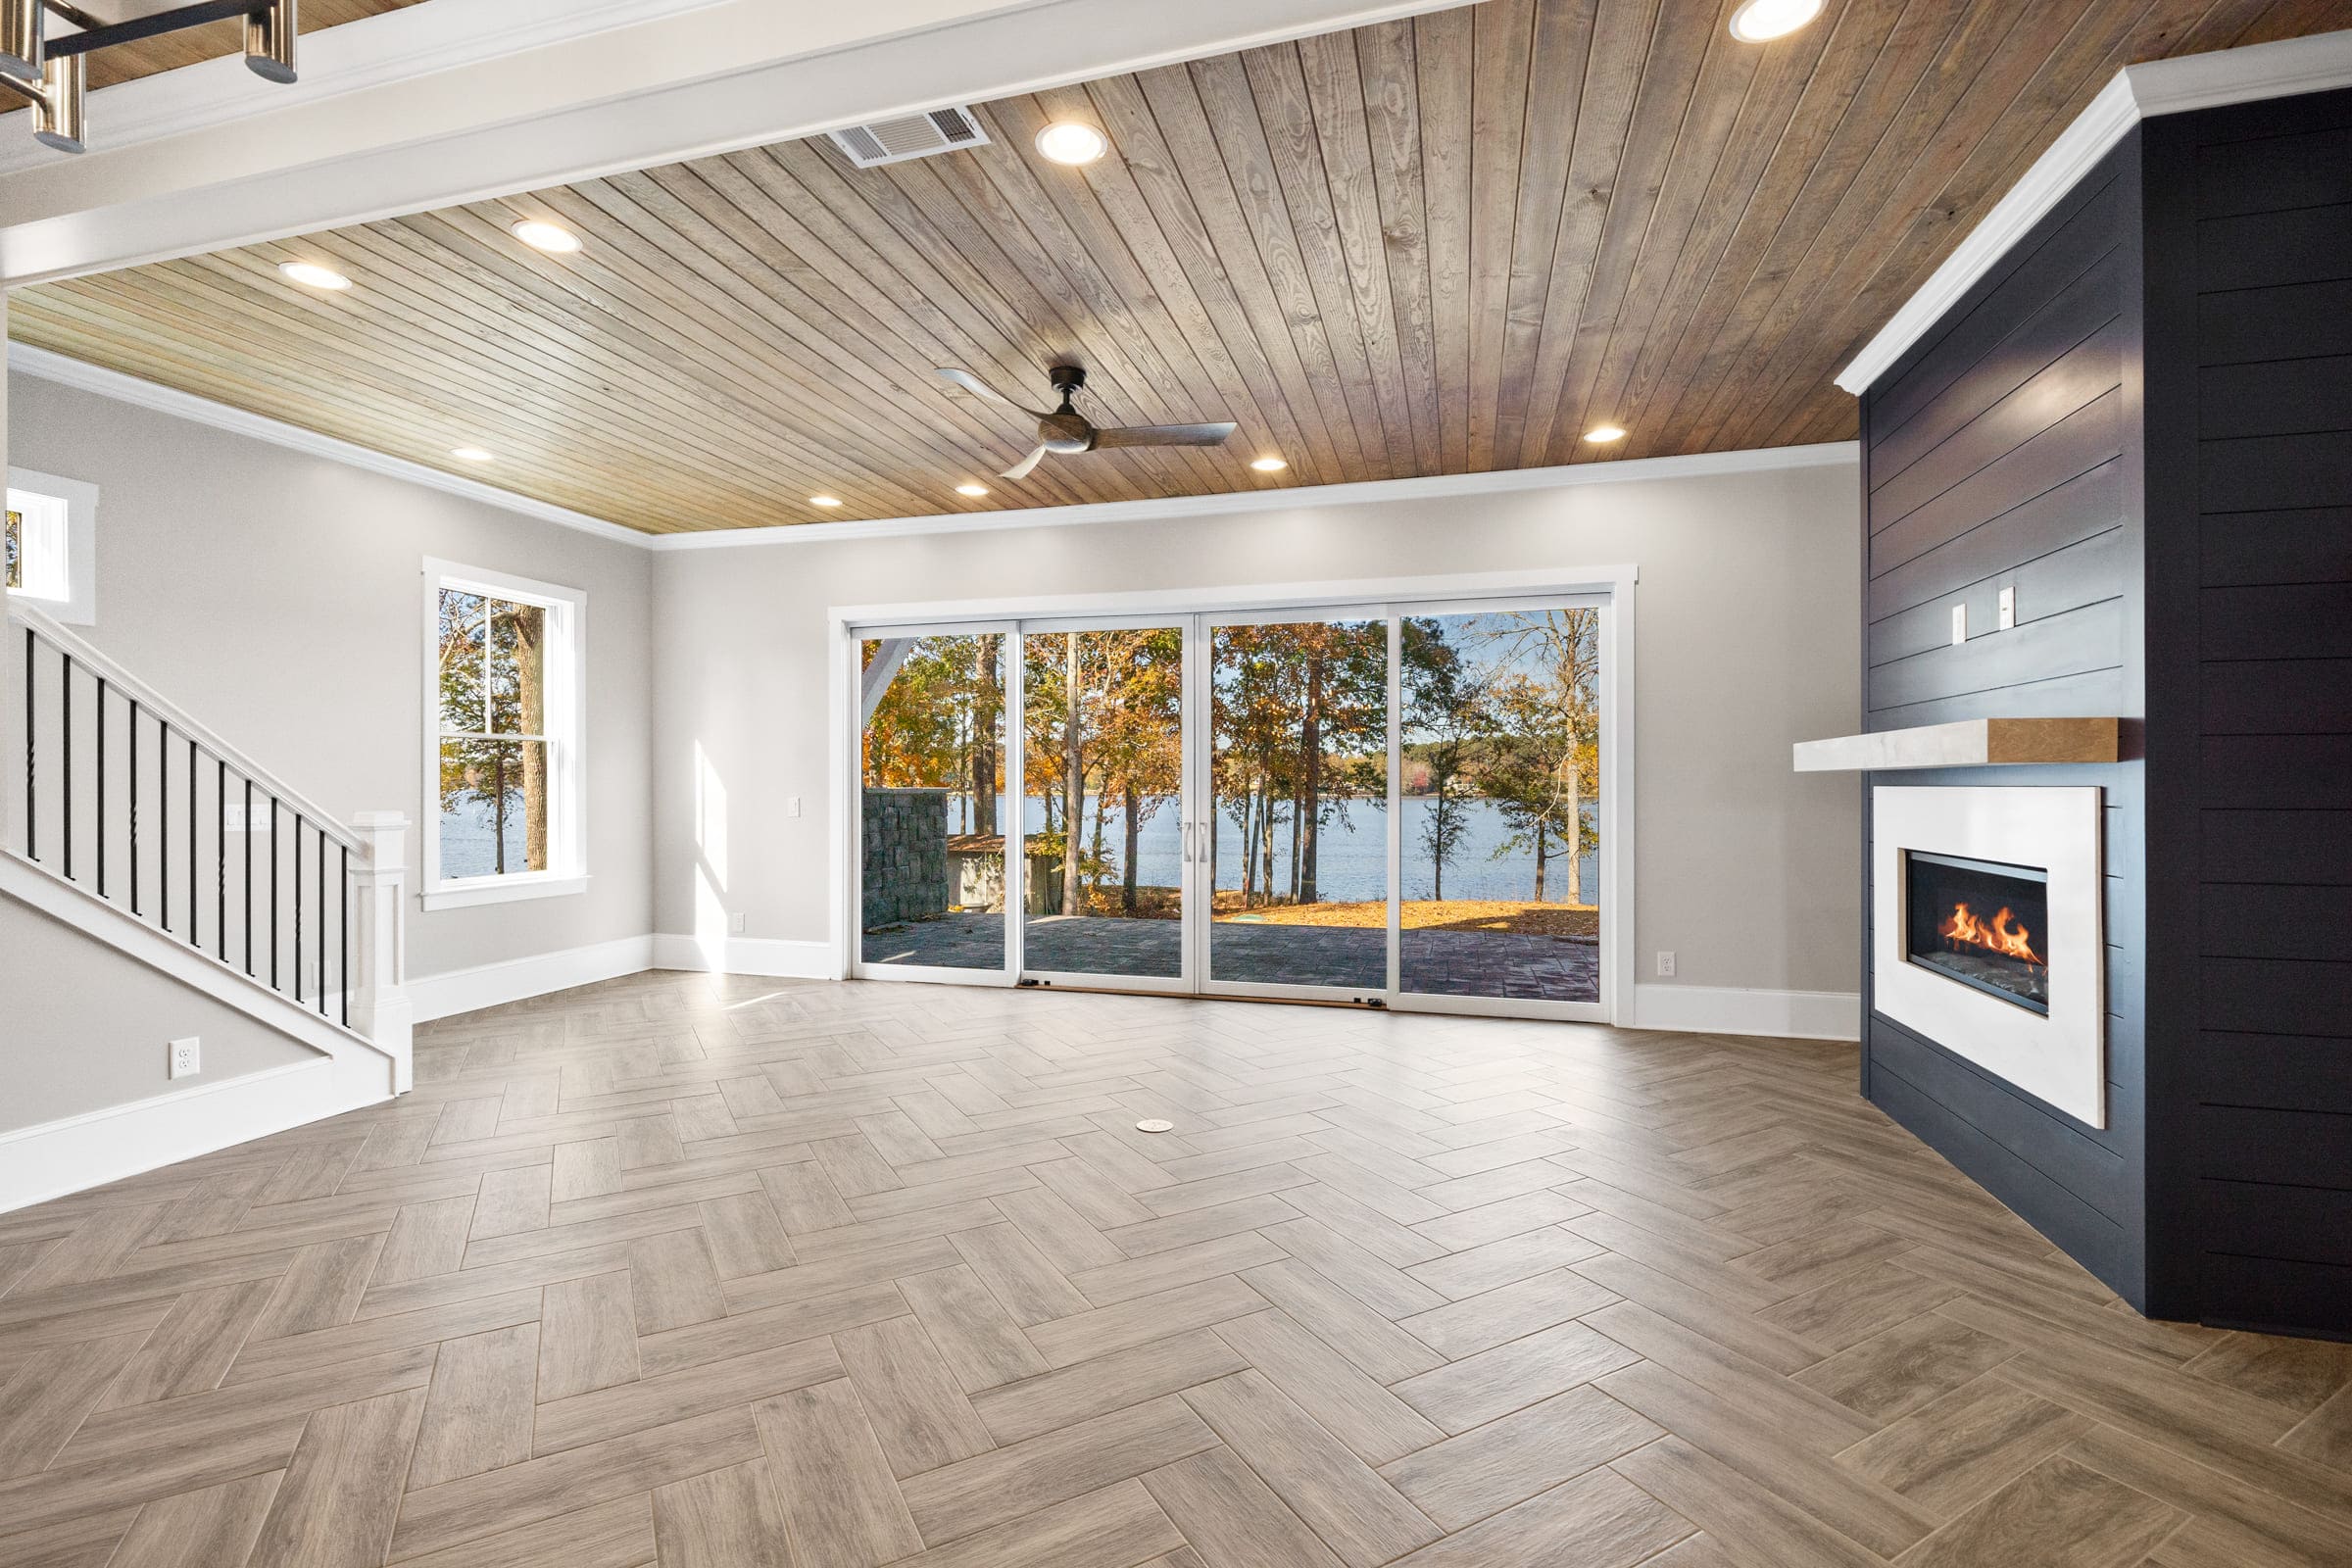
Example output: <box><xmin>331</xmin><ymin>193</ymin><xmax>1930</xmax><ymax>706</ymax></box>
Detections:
<box><xmin>0</xmin><ymin>894</ymin><xmax>317</xmax><ymax>1132</ymax></box>
<box><xmin>652</xmin><ymin>459</ymin><xmax>1865</xmax><ymax>998</ymax></box>
<box><xmin>5</xmin><ymin>372</ymin><xmax>655</xmax><ymax>981</ymax></box>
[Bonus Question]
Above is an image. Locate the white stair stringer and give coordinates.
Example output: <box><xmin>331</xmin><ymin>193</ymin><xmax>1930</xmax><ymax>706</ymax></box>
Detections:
<box><xmin>0</xmin><ymin>848</ymin><xmax>401</xmax><ymax>1212</ymax></box>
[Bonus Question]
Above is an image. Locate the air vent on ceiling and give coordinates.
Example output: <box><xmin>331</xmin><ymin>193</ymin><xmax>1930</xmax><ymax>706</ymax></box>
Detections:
<box><xmin>828</xmin><ymin>107</ymin><xmax>990</xmax><ymax>169</ymax></box>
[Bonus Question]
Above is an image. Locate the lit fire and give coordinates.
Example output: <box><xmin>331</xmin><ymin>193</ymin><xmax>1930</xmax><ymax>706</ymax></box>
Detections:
<box><xmin>1939</xmin><ymin>902</ymin><xmax>2044</xmax><ymax>968</ymax></box>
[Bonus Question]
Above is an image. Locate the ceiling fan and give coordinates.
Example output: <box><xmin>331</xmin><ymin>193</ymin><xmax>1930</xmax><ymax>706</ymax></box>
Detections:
<box><xmin>934</xmin><ymin>364</ymin><xmax>1236</xmax><ymax>480</ymax></box>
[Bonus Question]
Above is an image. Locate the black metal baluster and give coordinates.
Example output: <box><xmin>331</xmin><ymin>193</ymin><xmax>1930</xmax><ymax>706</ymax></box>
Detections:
<box><xmin>186</xmin><ymin>737</ymin><xmax>198</xmax><ymax>948</ymax></box>
<box><xmin>294</xmin><ymin>812</ymin><xmax>304</xmax><ymax>1003</ymax></box>
<box><xmin>60</xmin><ymin>651</ymin><xmax>72</xmax><ymax>881</ymax></box>
<box><xmin>340</xmin><ymin>844</ymin><xmax>350</xmax><ymax>1028</ymax></box>
<box><xmin>159</xmin><ymin>722</ymin><xmax>170</xmax><ymax>931</ymax></box>
<box><xmin>270</xmin><ymin>796</ymin><xmax>280</xmax><ymax>991</ymax></box>
<box><xmin>129</xmin><ymin>698</ymin><xmax>140</xmax><ymax>916</ymax></box>
<box><xmin>217</xmin><ymin>759</ymin><xmax>227</xmax><ymax>961</ymax></box>
<box><xmin>244</xmin><ymin>779</ymin><xmax>255</xmax><ymax>976</ymax></box>
<box><xmin>317</xmin><ymin>824</ymin><xmax>327</xmax><ymax>1017</ymax></box>
<box><xmin>21</xmin><ymin>628</ymin><xmax>32</xmax><ymax>862</ymax></box>
<box><xmin>95</xmin><ymin>678</ymin><xmax>107</xmax><ymax>899</ymax></box>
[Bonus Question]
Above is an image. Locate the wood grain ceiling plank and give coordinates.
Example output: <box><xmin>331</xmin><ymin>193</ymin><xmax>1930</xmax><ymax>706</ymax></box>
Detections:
<box><xmin>1106</xmin><ymin>66</ymin><xmax>1354</xmax><ymax>484</ymax></box>
<box><xmin>1189</xmin><ymin>50</ymin><xmax>1393</xmax><ymax>479</ymax></box>
<box><xmin>1543</xmin><ymin>0</ymin><xmax>1725</xmax><ymax>467</ymax></box>
<box><xmin>1616</xmin><ymin>0</ymin><xmax>1912</xmax><ymax>461</ymax></box>
<box><xmin>937</xmin><ymin>105</ymin><xmax>1241</xmax><ymax>493</ymax></box>
<box><xmin>862</xmin><ymin>151</ymin><xmax>1178</xmax><ymax>504</ymax></box>
<box><xmin>1027</xmin><ymin>81</ymin><xmax>1320</xmax><ymax>486</ymax></box>
<box><xmin>1245</xmin><ymin>39</ymin><xmax>1418</xmax><ymax>480</ymax></box>
<box><xmin>1412</xmin><ymin>4</ymin><xmax>1475</xmax><ymax>474</ymax></box>
<box><xmin>1674</xmin><ymin>0</ymin><xmax>2034</xmax><ymax>455</ymax></box>
<box><xmin>1509</xmin><ymin>0</ymin><xmax>1660</xmax><ymax>469</ymax></box>
<box><xmin>1335</xmin><ymin>21</ymin><xmax>1444</xmax><ymax>476</ymax></box>
<box><xmin>1595</xmin><ymin>0</ymin><xmax>1836</xmax><ymax>459</ymax></box>
<box><xmin>1486</xmin><ymin>0</ymin><xmax>1594</xmax><ymax>471</ymax></box>
<box><xmin>591</xmin><ymin>167</ymin><xmax>1034</xmax><ymax>515</ymax></box>
<box><xmin>1741</xmin><ymin>0</ymin><xmax>2196</xmax><ymax>448</ymax></box>
<box><xmin>1463</xmin><ymin>0</ymin><xmax>1537</xmax><ymax>473</ymax></box>
<box><xmin>342</xmin><ymin>212</ymin><xmax>864</xmax><ymax>510</ymax></box>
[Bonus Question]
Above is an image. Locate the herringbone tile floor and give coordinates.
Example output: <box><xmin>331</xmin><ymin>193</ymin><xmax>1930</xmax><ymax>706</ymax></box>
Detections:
<box><xmin>2</xmin><ymin>972</ymin><xmax>2348</xmax><ymax>1568</ymax></box>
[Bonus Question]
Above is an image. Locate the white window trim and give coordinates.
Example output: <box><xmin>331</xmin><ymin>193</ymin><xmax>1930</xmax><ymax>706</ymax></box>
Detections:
<box><xmin>420</xmin><ymin>558</ymin><xmax>589</xmax><ymax>911</ymax></box>
<box><xmin>6</xmin><ymin>467</ymin><xmax>100</xmax><ymax>626</ymax></box>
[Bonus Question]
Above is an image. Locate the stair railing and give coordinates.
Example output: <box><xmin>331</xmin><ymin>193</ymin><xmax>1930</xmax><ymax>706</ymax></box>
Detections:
<box><xmin>3</xmin><ymin>597</ymin><xmax>410</xmax><ymax>1086</ymax></box>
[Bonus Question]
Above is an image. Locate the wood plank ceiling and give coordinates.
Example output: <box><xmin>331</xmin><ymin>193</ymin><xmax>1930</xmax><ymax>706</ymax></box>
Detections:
<box><xmin>12</xmin><ymin>0</ymin><xmax>2351</xmax><ymax>533</ymax></box>
<box><xmin>74</xmin><ymin>0</ymin><xmax>430</xmax><ymax>88</ymax></box>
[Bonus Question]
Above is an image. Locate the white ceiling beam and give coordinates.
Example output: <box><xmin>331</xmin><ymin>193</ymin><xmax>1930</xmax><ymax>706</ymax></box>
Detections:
<box><xmin>0</xmin><ymin>0</ymin><xmax>1477</xmax><ymax>286</ymax></box>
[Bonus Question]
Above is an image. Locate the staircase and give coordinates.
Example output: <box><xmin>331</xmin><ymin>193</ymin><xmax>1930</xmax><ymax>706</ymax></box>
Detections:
<box><xmin>2</xmin><ymin>598</ymin><xmax>410</xmax><ymax>1209</ymax></box>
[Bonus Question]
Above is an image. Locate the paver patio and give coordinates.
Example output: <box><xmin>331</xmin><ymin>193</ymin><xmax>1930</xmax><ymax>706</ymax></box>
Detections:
<box><xmin>861</xmin><ymin>912</ymin><xmax>1599</xmax><ymax>1002</ymax></box>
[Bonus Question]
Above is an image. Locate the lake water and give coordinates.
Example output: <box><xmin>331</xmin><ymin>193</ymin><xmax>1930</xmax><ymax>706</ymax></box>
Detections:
<box><xmin>439</xmin><ymin>801</ymin><xmax>529</xmax><ymax>881</ymax></box>
<box><xmin>973</xmin><ymin>794</ymin><xmax>1599</xmax><ymax>905</ymax></box>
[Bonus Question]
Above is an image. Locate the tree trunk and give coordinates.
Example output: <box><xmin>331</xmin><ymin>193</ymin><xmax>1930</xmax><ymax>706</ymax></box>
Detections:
<box><xmin>1298</xmin><ymin>652</ymin><xmax>1323</xmax><ymax>905</ymax></box>
<box><xmin>1241</xmin><ymin>783</ymin><xmax>1258</xmax><ymax>906</ymax></box>
<box><xmin>1563</xmin><ymin>751</ymin><xmax>1582</xmax><ymax>905</ymax></box>
<box><xmin>1121</xmin><ymin>780</ymin><xmax>1141</xmax><ymax>913</ymax></box>
<box><xmin>1061</xmin><ymin>632</ymin><xmax>1084</xmax><ymax>915</ymax></box>
<box><xmin>1534</xmin><ymin>823</ymin><xmax>1548</xmax><ymax>904</ymax></box>
<box><xmin>1260</xmin><ymin>790</ymin><xmax>1278</xmax><ymax>906</ymax></box>
<box><xmin>972</xmin><ymin>637</ymin><xmax>999</xmax><ymax>837</ymax></box>
<box><xmin>1089</xmin><ymin>777</ymin><xmax>1108</xmax><ymax>906</ymax></box>
<box><xmin>515</xmin><ymin>609</ymin><xmax>547</xmax><ymax>872</ymax></box>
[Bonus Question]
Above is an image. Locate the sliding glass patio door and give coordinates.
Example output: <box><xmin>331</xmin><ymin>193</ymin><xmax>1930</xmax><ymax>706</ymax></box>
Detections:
<box><xmin>851</xmin><ymin>592</ymin><xmax>1612</xmax><ymax>1020</ymax></box>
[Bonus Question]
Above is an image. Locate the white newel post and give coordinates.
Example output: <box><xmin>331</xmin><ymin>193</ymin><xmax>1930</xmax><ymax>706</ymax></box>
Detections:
<box><xmin>350</xmin><ymin>811</ymin><xmax>414</xmax><ymax>1093</ymax></box>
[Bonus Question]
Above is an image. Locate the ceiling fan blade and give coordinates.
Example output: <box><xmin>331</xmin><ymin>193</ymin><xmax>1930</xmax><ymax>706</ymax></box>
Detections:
<box><xmin>1001</xmin><ymin>444</ymin><xmax>1051</xmax><ymax>481</ymax></box>
<box><xmin>935</xmin><ymin>367</ymin><xmax>1050</xmax><ymax>418</ymax></box>
<box><xmin>1092</xmin><ymin>421</ymin><xmax>1238</xmax><ymax>449</ymax></box>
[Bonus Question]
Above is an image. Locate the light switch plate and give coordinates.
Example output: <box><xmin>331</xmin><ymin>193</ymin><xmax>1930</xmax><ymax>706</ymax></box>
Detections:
<box><xmin>786</xmin><ymin>797</ymin><xmax>803</xmax><ymax>819</ymax></box>
<box><xmin>1950</xmin><ymin>604</ymin><xmax>1968</xmax><ymax>645</ymax></box>
<box><xmin>1997</xmin><ymin>586</ymin><xmax>2016</xmax><ymax>630</ymax></box>
<box><xmin>169</xmin><ymin>1037</ymin><xmax>201</xmax><ymax>1079</ymax></box>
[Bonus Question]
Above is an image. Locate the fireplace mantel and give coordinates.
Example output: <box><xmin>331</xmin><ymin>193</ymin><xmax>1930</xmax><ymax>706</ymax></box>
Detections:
<box><xmin>1793</xmin><ymin>718</ymin><xmax>2119</xmax><ymax>773</ymax></box>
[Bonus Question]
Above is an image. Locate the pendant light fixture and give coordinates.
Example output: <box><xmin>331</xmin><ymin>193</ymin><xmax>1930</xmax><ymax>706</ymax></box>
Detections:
<box><xmin>2</xmin><ymin>0</ymin><xmax>302</xmax><ymax>156</ymax></box>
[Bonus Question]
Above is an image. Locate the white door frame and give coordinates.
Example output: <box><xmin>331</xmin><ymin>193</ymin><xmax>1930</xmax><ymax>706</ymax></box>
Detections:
<box><xmin>829</xmin><ymin>564</ymin><xmax>1638</xmax><ymax>1024</ymax></box>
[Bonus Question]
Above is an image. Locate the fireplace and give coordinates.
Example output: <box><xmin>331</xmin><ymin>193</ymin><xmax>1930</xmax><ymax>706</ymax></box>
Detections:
<box><xmin>1904</xmin><ymin>852</ymin><xmax>2049</xmax><ymax>1014</ymax></box>
<box><xmin>1872</xmin><ymin>786</ymin><xmax>2105</xmax><ymax>1127</ymax></box>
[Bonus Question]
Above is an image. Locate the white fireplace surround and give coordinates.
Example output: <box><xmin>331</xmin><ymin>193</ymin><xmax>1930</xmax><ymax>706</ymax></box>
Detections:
<box><xmin>1874</xmin><ymin>785</ymin><xmax>2107</xmax><ymax>1128</ymax></box>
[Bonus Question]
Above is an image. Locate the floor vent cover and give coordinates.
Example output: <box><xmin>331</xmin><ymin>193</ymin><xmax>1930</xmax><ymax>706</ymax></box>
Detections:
<box><xmin>828</xmin><ymin>107</ymin><xmax>990</xmax><ymax>169</ymax></box>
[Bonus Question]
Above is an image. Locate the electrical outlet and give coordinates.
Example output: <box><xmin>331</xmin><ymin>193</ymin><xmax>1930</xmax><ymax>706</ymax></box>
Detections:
<box><xmin>1997</xmin><ymin>585</ymin><xmax>2016</xmax><ymax>630</ymax></box>
<box><xmin>728</xmin><ymin>912</ymin><xmax>747</xmax><ymax>935</ymax></box>
<box><xmin>1655</xmin><ymin>951</ymin><xmax>1677</xmax><ymax>978</ymax></box>
<box><xmin>1950</xmin><ymin>604</ymin><xmax>1968</xmax><ymax>645</ymax></box>
<box><xmin>169</xmin><ymin>1037</ymin><xmax>201</xmax><ymax>1079</ymax></box>
<box><xmin>786</xmin><ymin>796</ymin><xmax>803</xmax><ymax>819</ymax></box>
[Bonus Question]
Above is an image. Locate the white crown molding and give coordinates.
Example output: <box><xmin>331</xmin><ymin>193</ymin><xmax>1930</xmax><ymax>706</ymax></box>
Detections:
<box><xmin>0</xmin><ymin>0</ymin><xmax>734</xmax><ymax>176</ymax></box>
<box><xmin>1837</xmin><ymin>29</ymin><xmax>2352</xmax><ymax>396</ymax></box>
<box><xmin>648</xmin><ymin>442</ymin><xmax>1863</xmax><ymax>552</ymax></box>
<box><xmin>11</xmin><ymin>340</ymin><xmax>1857</xmax><ymax>553</ymax></box>
<box><xmin>8</xmin><ymin>342</ymin><xmax>651</xmax><ymax>548</ymax></box>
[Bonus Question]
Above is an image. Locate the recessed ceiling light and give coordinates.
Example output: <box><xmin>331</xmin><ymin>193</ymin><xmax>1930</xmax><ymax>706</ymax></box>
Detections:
<box><xmin>1250</xmin><ymin>456</ymin><xmax>1288</xmax><ymax>472</ymax></box>
<box><xmin>956</xmin><ymin>483</ymin><xmax>991</xmax><ymax>498</ymax></box>
<box><xmin>1728</xmin><ymin>0</ymin><xmax>1824</xmax><ymax>42</ymax></box>
<box><xmin>1584</xmin><ymin>424</ymin><xmax>1628</xmax><ymax>444</ymax></box>
<box><xmin>1035</xmin><ymin>122</ymin><xmax>1108</xmax><ymax>166</ymax></box>
<box><xmin>450</xmin><ymin>447</ymin><xmax>495</xmax><ymax>463</ymax></box>
<box><xmin>511</xmin><ymin>220</ymin><xmax>582</xmax><ymax>255</ymax></box>
<box><xmin>278</xmin><ymin>261</ymin><xmax>352</xmax><ymax>292</ymax></box>
<box><xmin>809</xmin><ymin>495</ymin><xmax>843</xmax><ymax>508</ymax></box>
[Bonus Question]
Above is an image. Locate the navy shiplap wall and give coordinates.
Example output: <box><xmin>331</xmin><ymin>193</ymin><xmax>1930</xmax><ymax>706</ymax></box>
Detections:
<box><xmin>2144</xmin><ymin>87</ymin><xmax>2352</xmax><ymax>1334</ymax></box>
<box><xmin>1858</xmin><ymin>140</ymin><xmax>2149</xmax><ymax>1306</ymax></box>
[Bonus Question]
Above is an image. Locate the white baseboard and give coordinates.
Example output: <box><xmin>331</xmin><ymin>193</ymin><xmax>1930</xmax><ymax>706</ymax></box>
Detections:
<box><xmin>409</xmin><ymin>935</ymin><xmax>657</xmax><ymax>1022</ymax></box>
<box><xmin>651</xmin><ymin>932</ymin><xmax>834</xmax><ymax>979</ymax></box>
<box><xmin>0</xmin><ymin>1051</ymin><xmax>391</xmax><ymax>1214</ymax></box>
<box><xmin>1629</xmin><ymin>984</ymin><xmax>1860</xmax><ymax>1042</ymax></box>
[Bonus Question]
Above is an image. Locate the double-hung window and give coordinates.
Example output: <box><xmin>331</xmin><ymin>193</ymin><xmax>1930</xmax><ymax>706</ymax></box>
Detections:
<box><xmin>423</xmin><ymin>560</ymin><xmax>587</xmax><ymax>909</ymax></box>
